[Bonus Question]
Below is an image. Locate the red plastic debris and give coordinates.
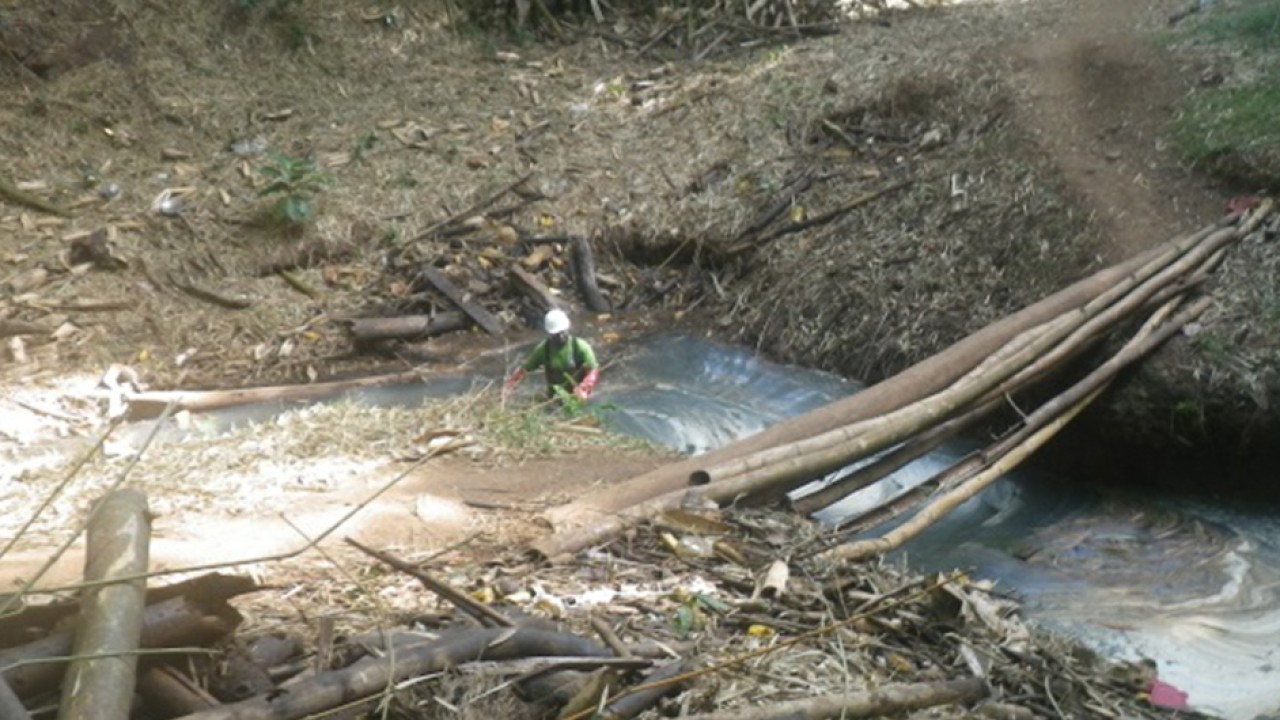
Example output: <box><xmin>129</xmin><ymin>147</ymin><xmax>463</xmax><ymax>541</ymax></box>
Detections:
<box><xmin>1147</xmin><ymin>678</ymin><xmax>1190</xmax><ymax>710</ymax></box>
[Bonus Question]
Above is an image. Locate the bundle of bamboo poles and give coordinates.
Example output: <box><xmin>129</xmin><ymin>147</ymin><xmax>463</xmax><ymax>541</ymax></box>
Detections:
<box><xmin>530</xmin><ymin>200</ymin><xmax>1274</xmax><ymax>563</ymax></box>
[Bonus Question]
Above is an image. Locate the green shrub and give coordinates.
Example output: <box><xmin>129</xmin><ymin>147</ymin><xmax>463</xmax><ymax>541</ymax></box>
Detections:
<box><xmin>257</xmin><ymin>152</ymin><xmax>332</xmax><ymax>226</ymax></box>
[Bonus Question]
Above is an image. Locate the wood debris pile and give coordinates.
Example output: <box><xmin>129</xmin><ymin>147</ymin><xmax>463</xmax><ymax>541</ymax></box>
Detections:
<box><xmin>1</xmin><ymin>489</ymin><xmax>1198</xmax><ymax>720</ymax></box>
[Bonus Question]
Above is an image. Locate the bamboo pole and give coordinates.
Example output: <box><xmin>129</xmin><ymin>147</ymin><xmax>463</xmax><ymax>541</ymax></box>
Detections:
<box><xmin>58</xmin><ymin>489</ymin><xmax>151</xmax><ymax>720</ymax></box>
<box><xmin>674</xmin><ymin>678</ymin><xmax>988</xmax><ymax>720</ymax></box>
<box><xmin>177</xmin><ymin>627</ymin><xmax>611</xmax><ymax>720</ymax></box>
<box><xmin>819</xmin><ymin>295</ymin><xmax>1207</xmax><ymax>563</ymax></box>
<box><xmin>788</xmin><ymin>399</ymin><xmax>995</xmax><ymax>516</ymax></box>
<box><xmin>800</xmin><ymin>262</ymin><xmax>1216</xmax><ymax>519</ymax></box>
<box><xmin>833</xmin><ymin>271</ymin><xmax>1216</xmax><ymax>535</ymax></box>
<box><xmin>691</xmin><ymin>217</ymin><xmax>1245</xmax><ymax>490</ymax></box>
<box><xmin>685</xmin><ymin>215</ymin><xmax>1262</xmax><ymax>504</ymax></box>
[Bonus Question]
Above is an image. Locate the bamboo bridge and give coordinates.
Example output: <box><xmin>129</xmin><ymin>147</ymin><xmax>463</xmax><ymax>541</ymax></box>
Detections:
<box><xmin>530</xmin><ymin>200</ymin><xmax>1277</xmax><ymax>563</ymax></box>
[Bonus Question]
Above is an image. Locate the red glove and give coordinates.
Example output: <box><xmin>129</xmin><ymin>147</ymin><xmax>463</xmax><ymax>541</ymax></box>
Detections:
<box><xmin>503</xmin><ymin>368</ymin><xmax>527</xmax><ymax>400</ymax></box>
<box><xmin>574</xmin><ymin>367</ymin><xmax>600</xmax><ymax>400</ymax></box>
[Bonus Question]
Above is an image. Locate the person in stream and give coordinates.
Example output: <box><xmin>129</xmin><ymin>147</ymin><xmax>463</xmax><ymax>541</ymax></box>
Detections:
<box><xmin>503</xmin><ymin>308</ymin><xmax>600</xmax><ymax>403</ymax></box>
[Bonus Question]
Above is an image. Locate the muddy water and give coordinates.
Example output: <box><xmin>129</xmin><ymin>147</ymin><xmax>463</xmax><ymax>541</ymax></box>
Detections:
<box><xmin>596</xmin><ymin>334</ymin><xmax>1280</xmax><ymax>720</ymax></box>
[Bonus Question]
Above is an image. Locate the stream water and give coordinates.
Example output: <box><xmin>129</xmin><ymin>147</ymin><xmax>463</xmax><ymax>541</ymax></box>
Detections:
<box><xmin>101</xmin><ymin>332</ymin><xmax>1280</xmax><ymax>719</ymax></box>
<box><xmin>589</xmin><ymin>333</ymin><xmax>1280</xmax><ymax>720</ymax></box>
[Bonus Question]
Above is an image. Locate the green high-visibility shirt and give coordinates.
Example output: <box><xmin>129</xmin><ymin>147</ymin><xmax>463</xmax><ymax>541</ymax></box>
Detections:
<box><xmin>523</xmin><ymin>336</ymin><xmax>598</xmax><ymax>392</ymax></box>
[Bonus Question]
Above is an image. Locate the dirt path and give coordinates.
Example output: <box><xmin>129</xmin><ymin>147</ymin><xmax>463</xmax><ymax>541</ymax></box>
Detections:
<box><xmin>1010</xmin><ymin>0</ymin><xmax>1223</xmax><ymax>261</ymax></box>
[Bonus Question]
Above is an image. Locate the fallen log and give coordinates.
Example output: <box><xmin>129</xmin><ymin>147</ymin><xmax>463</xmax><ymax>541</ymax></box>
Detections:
<box><xmin>416</xmin><ymin>267</ymin><xmax>505</xmax><ymax>335</ymax></box>
<box><xmin>508</xmin><ymin>265</ymin><xmax>564</xmax><ymax>312</ymax></box>
<box><xmin>111</xmin><ymin>368</ymin><xmax>429</xmax><ymax>420</ymax></box>
<box><xmin>569</xmin><ymin>236</ymin><xmax>611</xmax><ymax>312</ymax></box>
<box><xmin>821</xmin><ymin>296</ymin><xmax>1205</xmax><ymax>563</ymax></box>
<box><xmin>175</xmin><ymin>626</ymin><xmax>612</xmax><ymax>720</ymax></box>
<box><xmin>675</xmin><ymin>678</ymin><xmax>988</xmax><ymax>720</ymax></box>
<box><xmin>2</xmin><ymin>589</ymin><xmax>246</xmax><ymax>700</ymax></box>
<box><xmin>344</xmin><ymin>311</ymin><xmax>468</xmax><ymax>343</ymax></box>
<box><xmin>57</xmin><ymin>489</ymin><xmax>152</xmax><ymax>720</ymax></box>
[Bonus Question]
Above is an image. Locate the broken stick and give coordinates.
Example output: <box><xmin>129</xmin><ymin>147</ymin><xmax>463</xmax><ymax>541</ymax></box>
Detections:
<box><xmin>416</xmin><ymin>267</ymin><xmax>505</xmax><ymax>335</ymax></box>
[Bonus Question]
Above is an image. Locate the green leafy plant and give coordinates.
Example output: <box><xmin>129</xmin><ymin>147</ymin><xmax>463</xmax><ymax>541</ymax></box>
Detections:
<box><xmin>1192</xmin><ymin>332</ymin><xmax>1230</xmax><ymax>363</ymax></box>
<box><xmin>257</xmin><ymin>152</ymin><xmax>332</xmax><ymax>225</ymax></box>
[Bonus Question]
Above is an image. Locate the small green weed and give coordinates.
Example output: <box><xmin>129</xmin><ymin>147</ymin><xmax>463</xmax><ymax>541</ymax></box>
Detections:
<box><xmin>1169</xmin><ymin>79</ymin><xmax>1280</xmax><ymax>175</ymax></box>
<box><xmin>352</xmin><ymin>132</ymin><xmax>378</xmax><ymax>162</ymax></box>
<box><xmin>257</xmin><ymin>152</ymin><xmax>332</xmax><ymax>226</ymax></box>
<box><xmin>1192</xmin><ymin>0</ymin><xmax>1280</xmax><ymax>50</ymax></box>
<box><xmin>391</xmin><ymin>171</ymin><xmax>419</xmax><ymax>189</ymax></box>
<box><xmin>1192</xmin><ymin>332</ymin><xmax>1230</xmax><ymax>363</ymax></box>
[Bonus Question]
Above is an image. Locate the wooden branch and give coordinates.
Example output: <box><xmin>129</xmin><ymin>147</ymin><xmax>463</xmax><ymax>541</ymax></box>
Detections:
<box><xmin>169</xmin><ymin>275</ymin><xmax>254</xmax><ymax>310</ymax></box>
<box><xmin>57</xmin><ymin>489</ymin><xmax>152</xmax><ymax>720</ymax></box>
<box><xmin>0</xmin><ymin>320</ymin><xmax>50</xmax><ymax>338</ymax></box>
<box><xmin>569</xmin><ymin>236</ymin><xmax>611</xmax><ymax>313</ymax></box>
<box><xmin>723</xmin><ymin>177</ymin><xmax>915</xmax><ymax>257</ymax></box>
<box><xmin>599</xmin><ymin>660</ymin><xmax>690</xmax><ymax>720</ymax></box>
<box><xmin>822</xmin><ymin>296</ymin><xmax>1208</xmax><ymax>563</ymax></box>
<box><xmin>344</xmin><ymin>538</ymin><xmax>513</xmax><ymax>628</ymax></box>
<box><xmin>0</xmin><ymin>174</ymin><xmax>72</xmax><ymax>217</ymax></box>
<box><xmin>177</xmin><ymin>627</ymin><xmax>612</xmax><ymax>720</ymax></box>
<box><xmin>417</xmin><ymin>267</ymin><xmax>504</xmax><ymax>335</ymax></box>
<box><xmin>676</xmin><ymin>678</ymin><xmax>987</xmax><ymax>720</ymax></box>
<box><xmin>410</xmin><ymin>173</ymin><xmax>534</xmax><ymax>243</ymax></box>
<box><xmin>345</xmin><ymin>312</ymin><xmax>468</xmax><ymax>343</ymax></box>
<box><xmin>508</xmin><ymin>266</ymin><xmax>564</xmax><ymax>312</ymax></box>
<box><xmin>275</xmin><ymin>270</ymin><xmax>317</xmax><ymax>298</ymax></box>
<box><xmin>729</xmin><ymin>174</ymin><xmax>815</xmax><ymax>247</ymax></box>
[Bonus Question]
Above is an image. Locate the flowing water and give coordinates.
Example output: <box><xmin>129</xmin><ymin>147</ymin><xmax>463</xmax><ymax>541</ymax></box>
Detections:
<box><xmin>78</xmin><ymin>332</ymin><xmax>1280</xmax><ymax>719</ymax></box>
<box><xmin>589</xmin><ymin>334</ymin><xmax>1280</xmax><ymax>720</ymax></box>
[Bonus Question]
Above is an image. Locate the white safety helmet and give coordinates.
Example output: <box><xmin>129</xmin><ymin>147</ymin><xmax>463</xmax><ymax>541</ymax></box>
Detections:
<box><xmin>544</xmin><ymin>308</ymin><xmax>571</xmax><ymax>335</ymax></box>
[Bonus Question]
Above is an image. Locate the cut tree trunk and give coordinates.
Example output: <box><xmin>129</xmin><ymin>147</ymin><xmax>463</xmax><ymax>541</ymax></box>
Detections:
<box><xmin>569</xmin><ymin>236</ymin><xmax>611</xmax><ymax>312</ymax></box>
<box><xmin>345</xmin><ymin>311</ymin><xmax>468</xmax><ymax>343</ymax></box>
<box><xmin>508</xmin><ymin>265</ymin><xmax>564</xmax><ymax>312</ymax></box>
<box><xmin>57</xmin><ymin>489</ymin><xmax>152</xmax><ymax>720</ymax></box>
